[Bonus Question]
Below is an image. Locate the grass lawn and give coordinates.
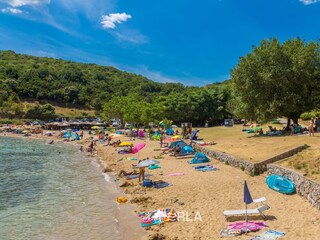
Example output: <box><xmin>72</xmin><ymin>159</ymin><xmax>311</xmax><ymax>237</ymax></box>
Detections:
<box><xmin>197</xmin><ymin>123</ymin><xmax>320</xmax><ymax>181</ymax></box>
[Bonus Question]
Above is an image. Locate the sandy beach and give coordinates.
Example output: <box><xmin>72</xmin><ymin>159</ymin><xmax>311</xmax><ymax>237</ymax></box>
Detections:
<box><xmin>93</xmin><ymin>134</ymin><xmax>319</xmax><ymax>240</ymax></box>
<box><xmin>3</xmin><ymin>131</ymin><xmax>319</xmax><ymax>240</ymax></box>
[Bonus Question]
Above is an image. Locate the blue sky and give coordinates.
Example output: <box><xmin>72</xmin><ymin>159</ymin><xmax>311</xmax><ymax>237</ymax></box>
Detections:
<box><xmin>0</xmin><ymin>0</ymin><xmax>320</xmax><ymax>86</ymax></box>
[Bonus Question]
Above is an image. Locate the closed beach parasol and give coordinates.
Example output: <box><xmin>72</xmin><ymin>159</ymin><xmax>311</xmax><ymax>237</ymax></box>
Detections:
<box><xmin>135</xmin><ymin>159</ymin><xmax>160</xmax><ymax>168</ymax></box>
<box><xmin>132</xmin><ymin>143</ymin><xmax>146</xmax><ymax>154</ymax></box>
<box><xmin>244</xmin><ymin>180</ymin><xmax>253</xmax><ymax>222</ymax></box>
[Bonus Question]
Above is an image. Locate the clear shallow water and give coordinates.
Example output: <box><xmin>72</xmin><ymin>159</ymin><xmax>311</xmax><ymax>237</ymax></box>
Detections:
<box><xmin>0</xmin><ymin>137</ymin><xmax>122</xmax><ymax>240</ymax></box>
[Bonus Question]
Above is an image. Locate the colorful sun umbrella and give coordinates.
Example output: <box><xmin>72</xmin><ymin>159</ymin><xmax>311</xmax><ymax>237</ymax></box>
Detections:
<box><xmin>135</xmin><ymin>159</ymin><xmax>159</xmax><ymax>168</ymax></box>
<box><xmin>171</xmin><ymin>135</ymin><xmax>181</xmax><ymax>140</ymax></box>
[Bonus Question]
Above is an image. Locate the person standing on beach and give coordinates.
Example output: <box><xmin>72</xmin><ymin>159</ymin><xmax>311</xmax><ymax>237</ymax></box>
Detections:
<box><xmin>139</xmin><ymin>167</ymin><xmax>145</xmax><ymax>183</ymax></box>
<box><xmin>316</xmin><ymin>116</ymin><xmax>320</xmax><ymax>132</ymax></box>
<box><xmin>309</xmin><ymin>118</ymin><xmax>315</xmax><ymax>136</ymax></box>
<box><xmin>160</xmin><ymin>133</ymin><xmax>164</xmax><ymax>147</ymax></box>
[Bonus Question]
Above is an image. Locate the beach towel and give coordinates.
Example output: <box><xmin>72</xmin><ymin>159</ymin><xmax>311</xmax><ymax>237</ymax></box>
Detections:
<box><xmin>193</xmin><ymin>165</ymin><xmax>218</xmax><ymax>172</ymax></box>
<box><xmin>148</xmin><ymin>164</ymin><xmax>161</xmax><ymax>170</ymax></box>
<box><xmin>165</xmin><ymin>172</ymin><xmax>185</xmax><ymax>177</ymax></box>
<box><xmin>153</xmin><ymin>180</ymin><xmax>172</xmax><ymax>188</ymax></box>
<box><xmin>122</xmin><ymin>157</ymin><xmax>138</xmax><ymax>161</ymax></box>
<box><xmin>141</xmin><ymin>219</ymin><xmax>163</xmax><ymax>227</ymax></box>
<box><xmin>228</xmin><ymin>221</ymin><xmax>266</xmax><ymax>232</ymax></box>
<box><xmin>250</xmin><ymin>230</ymin><xmax>286</xmax><ymax>240</ymax></box>
<box><xmin>125</xmin><ymin>174</ymin><xmax>152</xmax><ymax>180</ymax></box>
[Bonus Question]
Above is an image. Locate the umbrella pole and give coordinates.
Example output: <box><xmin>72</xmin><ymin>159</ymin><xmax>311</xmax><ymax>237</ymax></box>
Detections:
<box><xmin>245</xmin><ymin>203</ymin><xmax>248</xmax><ymax>222</ymax></box>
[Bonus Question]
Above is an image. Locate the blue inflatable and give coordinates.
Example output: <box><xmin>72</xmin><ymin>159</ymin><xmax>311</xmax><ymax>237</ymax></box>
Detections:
<box><xmin>266</xmin><ymin>175</ymin><xmax>295</xmax><ymax>194</ymax></box>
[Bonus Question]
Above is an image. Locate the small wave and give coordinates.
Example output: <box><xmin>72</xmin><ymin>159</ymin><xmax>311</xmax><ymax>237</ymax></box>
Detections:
<box><xmin>103</xmin><ymin>173</ymin><xmax>112</xmax><ymax>183</ymax></box>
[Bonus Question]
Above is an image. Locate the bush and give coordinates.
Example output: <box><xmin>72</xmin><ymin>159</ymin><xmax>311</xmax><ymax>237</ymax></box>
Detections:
<box><xmin>0</xmin><ymin>118</ymin><xmax>25</xmax><ymax>125</ymax></box>
<box><xmin>300</xmin><ymin>111</ymin><xmax>320</xmax><ymax>120</ymax></box>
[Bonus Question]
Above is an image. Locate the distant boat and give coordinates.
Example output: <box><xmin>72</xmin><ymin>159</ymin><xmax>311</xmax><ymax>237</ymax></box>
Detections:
<box><xmin>266</xmin><ymin>175</ymin><xmax>295</xmax><ymax>194</ymax></box>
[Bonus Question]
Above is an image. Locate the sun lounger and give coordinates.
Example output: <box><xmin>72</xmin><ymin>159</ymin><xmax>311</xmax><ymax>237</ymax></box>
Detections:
<box><xmin>253</xmin><ymin>197</ymin><xmax>267</xmax><ymax>203</ymax></box>
<box><xmin>223</xmin><ymin>205</ymin><xmax>270</xmax><ymax>219</ymax></box>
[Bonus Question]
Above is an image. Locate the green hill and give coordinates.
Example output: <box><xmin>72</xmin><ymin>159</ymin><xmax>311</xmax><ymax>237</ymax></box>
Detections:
<box><xmin>0</xmin><ymin>50</ymin><xmax>231</xmax><ymax>125</ymax></box>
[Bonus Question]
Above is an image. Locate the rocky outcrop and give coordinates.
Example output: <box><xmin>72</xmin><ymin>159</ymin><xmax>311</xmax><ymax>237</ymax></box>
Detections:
<box><xmin>268</xmin><ymin>164</ymin><xmax>320</xmax><ymax>209</ymax></box>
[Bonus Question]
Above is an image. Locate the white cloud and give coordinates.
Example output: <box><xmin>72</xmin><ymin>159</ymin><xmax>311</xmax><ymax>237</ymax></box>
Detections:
<box><xmin>101</xmin><ymin>12</ymin><xmax>132</xmax><ymax>29</ymax></box>
<box><xmin>0</xmin><ymin>0</ymin><xmax>50</xmax><ymax>7</ymax></box>
<box><xmin>299</xmin><ymin>0</ymin><xmax>319</xmax><ymax>5</ymax></box>
<box><xmin>1</xmin><ymin>7</ymin><xmax>23</xmax><ymax>14</ymax></box>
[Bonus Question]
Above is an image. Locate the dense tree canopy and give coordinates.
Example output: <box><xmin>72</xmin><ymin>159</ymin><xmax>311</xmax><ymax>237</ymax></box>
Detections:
<box><xmin>231</xmin><ymin>38</ymin><xmax>320</xmax><ymax>126</ymax></box>
<box><xmin>0</xmin><ymin>50</ymin><xmax>231</xmax><ymax>125</ymax></box>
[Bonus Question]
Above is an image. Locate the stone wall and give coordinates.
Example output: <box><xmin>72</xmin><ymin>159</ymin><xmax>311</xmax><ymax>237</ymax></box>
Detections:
<box><xmin>268</xmin><ymin>164</ymin><xmax>320</xmax><ymax>209</ymax></box>
<box><xmin>192</xmin><ymin>143</ymin><xmax>307</xmax><ymax>175</ymax></box>
<box><xmin>192</xmin><ymin>144</ymin><xmax>256</xmax><ymax>175</ymax></box>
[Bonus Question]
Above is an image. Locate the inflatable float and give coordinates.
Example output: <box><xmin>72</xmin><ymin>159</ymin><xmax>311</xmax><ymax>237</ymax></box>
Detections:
<box><xmin>266</xmin><ymin>175</ymin><xmax>295</xmax><ymax>194</ymax></box>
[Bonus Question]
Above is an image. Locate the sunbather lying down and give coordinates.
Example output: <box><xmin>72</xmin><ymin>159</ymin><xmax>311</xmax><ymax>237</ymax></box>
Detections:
<box><xmin>118</xmin><ymin>160</ymin><xmax>142</xmax><ymax>177</ymax></box>
<box><xmin>118</xmin><ymin>168</ymin><xmax>139</xmax><ymax>177</ymax></box>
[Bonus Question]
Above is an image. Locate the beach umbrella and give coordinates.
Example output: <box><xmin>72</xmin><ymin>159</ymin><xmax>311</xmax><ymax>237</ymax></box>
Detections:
<box><xmin>171</xmin><ymin>135</ymin><xmax>181</xmax><ymax>140</ymax></box>
<box><xmin>119</xmin><ymin>142</ymin><xmax>133</xmax><ymax>147</ymax></box>
<box><xmin>135</xmin><ymin>159</ymin><xmax>160</xmax><ymax>168</ymax></box>
<box><xmin>132</xmin><ymin>143</ymin><xmax>146</xmax><ymax>154</ymax></box>
<box><xmin>91</xmin><ymin>126</ymin><xmax>99</xmax><ymax>129</ymax></box>
<box><xmin>244</xmin><ymin>180</ymin><xmax>253</xmax><ymax>222</ymax></box>
<box><xmin>191</xmin><ymin>130</ymin><xmax>200</xmax><ymax>140</ymax></box>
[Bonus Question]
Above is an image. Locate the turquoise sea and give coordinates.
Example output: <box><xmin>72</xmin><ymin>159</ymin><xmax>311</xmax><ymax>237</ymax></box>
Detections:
<box><xmin>0</xmin><ymin>137</ymin><xmax>123</xmax><ymax>240</ymax></box>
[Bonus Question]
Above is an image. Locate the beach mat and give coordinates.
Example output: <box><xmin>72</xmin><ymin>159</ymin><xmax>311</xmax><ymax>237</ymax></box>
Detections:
<box><xmin>165</xmin><ymin>172</ymin><xmax>185</xmax><ymax>177</ymax></box>
<box><xmin>153</xmin><ymin>180</ymin><xmax>172</xmax><ymax>189</ymax></box>
<box><xmin>250</xmin><ymin>230</ymin><xmax>286</xmax><ymax>240</ymax></box>
<box><xmin>141</xmin><ymin>219</ymin><xmax>163</xmax><ymax>227</ymax></box>
<box><xmin>194</xmin><ymin>165</ymin><xmax>218</xmax><ymax>172</ymax></box>
<box><xmin>125</xmin><ymin>174</ymin><xmax>152</xmax><ymax>180</ymax></box>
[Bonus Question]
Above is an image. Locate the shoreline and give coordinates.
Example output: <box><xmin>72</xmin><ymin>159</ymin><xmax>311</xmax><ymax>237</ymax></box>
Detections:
<box><xmin>2</xmin><ymin>131</ymin><xmax>320</xmax><ymax>239</ymax></box>
<box><xmin>0</xmin><ymin>132</ymin><xmax>145</xmax><ymax>240</ymax></box>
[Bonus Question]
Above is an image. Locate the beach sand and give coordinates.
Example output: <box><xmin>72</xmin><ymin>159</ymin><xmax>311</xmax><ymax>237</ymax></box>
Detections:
<box><xmin>95</xmin><ymin>135</ymin><xmax>320</xmax><ymax>240</ymax></box>
<box><xmin>4</xmin><ymin>131</ymin><xmax>319</xmax><ymax>239</ymax></box>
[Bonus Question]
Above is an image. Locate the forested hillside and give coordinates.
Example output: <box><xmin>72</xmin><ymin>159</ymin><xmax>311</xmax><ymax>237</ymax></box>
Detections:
<box><xmin>0</xmin><ymin>50</ymin><xmax>231</xmax><ymax>125</ymax></box>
